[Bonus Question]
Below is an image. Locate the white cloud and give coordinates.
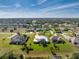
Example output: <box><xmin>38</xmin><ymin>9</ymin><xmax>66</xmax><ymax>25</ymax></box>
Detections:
<box><xmin>0</xmin><ymin>10</ymin><xmax>79</xmax><ymax>18</ymax></box>
<box><xmin>37</xmin><ymin>0</ymin><xmax>47</xmax><ymax>5</ymax></box>
<box><xmin>40</xmin><ymin>2</ymin><xmax>79</xmax><ymax>12</ymax></box>
<box><xmin>53</xmin><ymin>2</ymin><xmax>79</xmax><ymax>10</ymax></box>
<box><xmin>31</xmin><ymin>4</ymin><xmax>36</xmax><ymax>6</ymax></box>
<box><xmin>15</xmin><ymin>3</ymin><xmax>21</xmax><ymax>8</ymax></box>
<box><xmin>0</xmin><ymin>5</ymin><xmax>9</xmax><ymax>8</ymax></box>
<box><xmin>31</xmin><ymin>0</ymin><xmax>47</xmax><ymax>6</ymax></box>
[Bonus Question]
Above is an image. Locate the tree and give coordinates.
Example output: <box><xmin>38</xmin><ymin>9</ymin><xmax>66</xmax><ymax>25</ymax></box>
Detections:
<box><xmin>8</xmin><ymin>52</ymin><xmax>15</xmax><ymax>59</ymax></box>
<box><xmin>2</xmin><ymin>29</ymin><xmax>4</xmax><ymax>32</ymax></box>
<box><xmin>19</xmin><ymin>54</ymin><xmax>24</xmax><ymax>59</ymax></box>
<box><xmin>23</xmin><ymin>34</ymin><xmax>27</xmax><ymax>39</ymax></box>
<box><xmin>22</xmin><ymin>44</ymin><xmax>30</xmax><ymax>54</ymax></box>
<box><xmin>40</xmin><ymin>39</ymin><xmax>46</xmax><ymax>44</ymax></box>
<box><xmin>4</xmin><ymin>27</ymin><xmax>8</xmax><ymax>31</ymax></box>
<box><xmin>71</xmin><ymin>53</ymin><xmax>79</xmax><ymax>59</ymax></box>
<box><xmin>14</xmin><ymin>27</ymin><xmax>17</xmax><ymax>30</ymax></box>
<box><xmin>10</xmin><ymin>29</ymin><xmax>14</xmax><ymax>32</ymax></box>
<box><xmin>17</xmin><ymin>32</ymin><xmax>20</xmax><ymax>36</ymax></box>
<box><xmin>40</xmin><ymin>39</ymin><xmax>47</xmax><ymax>47</ymax></box>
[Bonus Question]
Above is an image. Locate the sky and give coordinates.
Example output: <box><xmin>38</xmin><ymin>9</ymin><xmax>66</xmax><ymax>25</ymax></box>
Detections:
<box><xmin>0</xmin><ymin>0</ymin><xmax>79</xmax><ymax>18</ymax></box>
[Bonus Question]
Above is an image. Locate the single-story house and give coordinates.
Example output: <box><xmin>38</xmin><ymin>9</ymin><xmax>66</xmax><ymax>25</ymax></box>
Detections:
<box><xmin>75</xmin><ymin>32</ymin><xmax>79</xmax><ymax>37</ymax></box>
<box><xmin>62</xmin><ymin>34</ymin><xmax>71</xmax><ymax>41</ymax></box>
<box><xmin>70</xmin><ymin>37</ymin><xmax>79</xmax><ymax>45</ymax></box>
<box><xmin>50</xmin><ymin>36</ymin><xmax>59</xmax><ymax>42</ymax></box>
<box><xmin>36</xmin><ymin>28</ymin><xmax>42</xmax><ymax>32</ymax></box>
<box><xmin>34</xmin><ymin>34</ymin><xmax>48</xmax><ymax>44</ymax></box>
<box><xmin>27</xmin><ymin>28</ymin><xmax>35</xmax><ymax>32</ymax></box>
<box><xmin>10</xmin><ymin>34</ymin><xmax>28</xmax><ymax>45</ymax></box>
<box><xmin>63</xmin><ymin>34</ymin><xmax>79</xmax><ymax>45</ymax></box>
<box><xmin>53</xmin><ymin>55</ymin><xmax>62</xmax><ymax>59</ymax></box>
<box><xmin>50</xmin><ymin>35</ymin><xmax>65</xmax><ymax>44</ymax></box>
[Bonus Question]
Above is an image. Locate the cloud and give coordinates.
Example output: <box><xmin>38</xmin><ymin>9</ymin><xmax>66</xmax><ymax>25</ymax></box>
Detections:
<box><xmin>38</xmin><ymin>0</ymin><xmax>63</xmax><ymax>11</ymax></box>
<box><xmin>53</xmin><ymin>2</ymin><xmax>79</xmax><ymax>10</ymax></box>
<box><xmin>0</xmin><ymin>5</ymin><xmax>9</xmax><ymax>8</ymax></box>
<box><xmin>15</xmin><ymin>3</ymin><xmax>21</xmax><ymax>8</ymax></box>
<box><xmin>0</xmin><ymin>1</ymin><xmax>79</xmax><ymax>18</ymax></box>
<box><xmin>0</xmin><ymin>10</ymin><xmax>41</xmax><ymax>18</ymax></box>
<box><xmin>0</xmin><ymin>10</ymin><xmax>79</xmax><ymax>18</ymax></box>
<box><xmin>0</xmin><ymin>3</ymin><xmax>21</xmax><ymax>8</ymax></box>
<box><xmin>37</xmin><ymin>0</ymin><xmax>47</xmax><ymax>5</ymax></box>
<box><xmin>31</xmin><ymin>0</ymin><xmax>47</xmax><ymax>6</ymax></box>
<box><xmin>42</xmin><ymin>2</ymin><xmax>79</xmax><ymax>12</ymax></box>
<box><xmin>31</xmin><ymin>4</ymin><xmax>36</xmax><ymax>6</ymax></box>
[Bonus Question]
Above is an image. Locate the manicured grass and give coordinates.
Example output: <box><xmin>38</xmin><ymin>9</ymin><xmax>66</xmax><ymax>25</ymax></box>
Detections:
<box><xmin>0</xmin><ymin>33</ymin><xmax>13</xmax><ymax>39</ymax></box>
<box><xmin>0</xmin><ymin>31</ymin><xmax>76</xmax><ymax>57</ymax></box>
<box><xmin>26</xmin><ymin>32</ymin><xmax>52</xmax><ymax>52</ymax></box>
<box><xmin>0</xmin><ymin>33</ymin><xmax>23</xmax><ymax>55</ymax></box>
<box><xmin>56</xmin><ymin>33</ymin><xmax>75</xmax><ymax>52</ymax></box>
<box><xmin>26</xmin><ymin>31</ymin><xmax>75</xmax><ymax>53</ymax></box>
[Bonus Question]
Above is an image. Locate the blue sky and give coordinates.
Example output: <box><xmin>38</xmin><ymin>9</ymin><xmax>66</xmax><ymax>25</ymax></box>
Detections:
<box><xmin>0</xmin><ymin>0</ymin><xmax>79</xmax><ymax>18</ymax></box>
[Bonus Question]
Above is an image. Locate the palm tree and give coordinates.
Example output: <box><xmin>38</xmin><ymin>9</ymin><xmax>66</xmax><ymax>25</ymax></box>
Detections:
<box><xmin>10</xmin><ymin>29</ymin><xmax>14</xmax><ymax>33</ymax></box>
<box><xmin>40</xmin><ymin>39</ymin><xmax>47</xmax><ymax>47</ymax></box>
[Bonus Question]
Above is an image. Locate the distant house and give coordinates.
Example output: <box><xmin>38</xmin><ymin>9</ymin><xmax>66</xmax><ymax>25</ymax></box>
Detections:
<box><xmin>53</xmin><ymin>55</ymin><xmax>62</xmax><ymax>59</ymax></box>
<box><xmin>63</xmin><ymin>23</ymin><xmax>75</xmax><ymax>29</ymax></box>
<box><xmin>10</xmin><ymin>34</ymin><xmax>28</xmax><ymax>45</ymax></box>
<box><xmin>70</xmin><ymin>37</ymin><xmax>79</xmax><ymax>45</ymax></box>
<box><xmin>51</xmin><ymin>36</ymin><xmax>59</xmax><ymax>42</ymax></box>
<box><xmin>62</xmin><ymin>34</ymin><xmax>71</xmax><ymax>41</ymax></box>
<box><xmin>56</xmin><ymin>30</ymin><xmax>64</xmax><ymax>34</ymax></box>
<box><xmin>75</xmin><ymin>32</ymin><xmax>79</xmax><ymax>37</ymax></box>
<box><xmin>34</xmin><ymin>34</ymin><xmax>48</xmax><ymax>44</ymax></box>
<box><xmin>36</xmin><ymin>28</ymin><xmax>42</xmax><ymax>32</ymax></box>
<box><xmin>27</xmin><ymin>28</ymin><xmax>35</xmax><ymax>32</ymax></box>
<box><xmin>63</xmin><ymin>34</ymin><xmax>79</xmax><ymax>45</ymax></box>
<box><xmin>50</xmin><ymin>35</ymin><xmax>65</xmax><ymax>44</ymax></box>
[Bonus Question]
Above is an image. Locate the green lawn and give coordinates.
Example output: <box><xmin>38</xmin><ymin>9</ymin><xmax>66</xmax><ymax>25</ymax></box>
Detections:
<box><xmin>0</xmin><ymin>33</ymin><xmax>23</xmax><ymax>55</ymax></box>
<box><xmin>26</xmin><ymin>32</ymin><xmax>52</xmax><ymax>51</ymax></box>
<box><xmin>0</xmin><ymin>31</ymin><xmax>76</xmax><ymax>58</ymax></box>
<box><xmin>26</xmin><ymin>31</ymin><xmax>75</xmax><ymax>53</ymax></box>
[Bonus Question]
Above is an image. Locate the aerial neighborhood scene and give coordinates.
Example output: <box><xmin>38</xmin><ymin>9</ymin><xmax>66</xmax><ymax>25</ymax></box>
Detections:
<box><xmin>0</xmin><ymin>18</ymin><xmax>79</xmax><ymax>59</ymax></box>
<box><xmin>0</xmin><ymin>0</ymin><xmax>79</xmax><ymax>59</ymax></box>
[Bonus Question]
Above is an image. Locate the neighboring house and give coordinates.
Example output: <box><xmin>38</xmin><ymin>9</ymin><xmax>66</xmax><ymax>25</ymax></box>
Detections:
<box><xmin>50</xmin><ymin>36</ymin><xmax>59</xmax><ymax>42</ymax></box>
<box><xmin>63</xmin><ymin>34</ymin><xmax>79</xmax><ymax>45</ymax></box>
<box><xmin>27</xmin><ymin>28</ymin><xmax>35</xmax><ymax>32</ymax></box>
<box><xmin>70</xmin><ymin>37</ymin><xmax>79</xmax><ymax>44</ymax></box>
<box><xmin>10</xmin><ymin>34</ymin><xmax>28</xmax><ymax>45</ymax></box>
<box><xmin>34</xmin><ymin>34</ymin><xmax>48</xmax><ymax>44</ymax></box>
<box><xmin>50</xmin><ymin>34</ymin><xmax>65</xmax><ymax>44</ymax></box>
<box><xmin>62</xmin><ymin>34</ymin><xmax>71</xmax><ymax>41</ymax></box>
<box><xmin>53</xmin><ymin>55</ymin><xmax>62</xmax><ymax>59</ymax></box>
<box><xmin>75</xmin><ymin>32</ymin><xmax>79</xmax><ymax>37</ymax></box>
<box><xmin>36</xmin><ymin>28</ymin><xmax>42</xmax><ymax>32</ymax></box>
<box><xmin>50</xmin><ymin>34</ymin><xmax>59</xmax><ymax>42</ymax></box>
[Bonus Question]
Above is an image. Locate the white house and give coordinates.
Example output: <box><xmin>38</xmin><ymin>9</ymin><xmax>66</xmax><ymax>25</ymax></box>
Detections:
<box><xmin>34</xmin><ymin>34</ymin><xmax>48</xmax><ymax>43</ymax></box>
<box><xmin>70</xmin><ymin>37</ymin><xmax>79</xmax><ymax>44</ymax></box>
<box><xmin>75</xmin><ymin>32</ymin><xmax>79</xmax><ymax>37</ymax></box>
<box><xmin>70</xmin><ymin>37</ymin><xmax>76</xmax><ymax>44</ymax></box>
<box><xmin>62</xmin><ymin>34</ymin><xmax>71</xmax><ymax>41</ymax></box>
<box><xmin>62</xmin><ymin>33</ymin><xmax>79</xmax><ymax>45</ymax></box>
